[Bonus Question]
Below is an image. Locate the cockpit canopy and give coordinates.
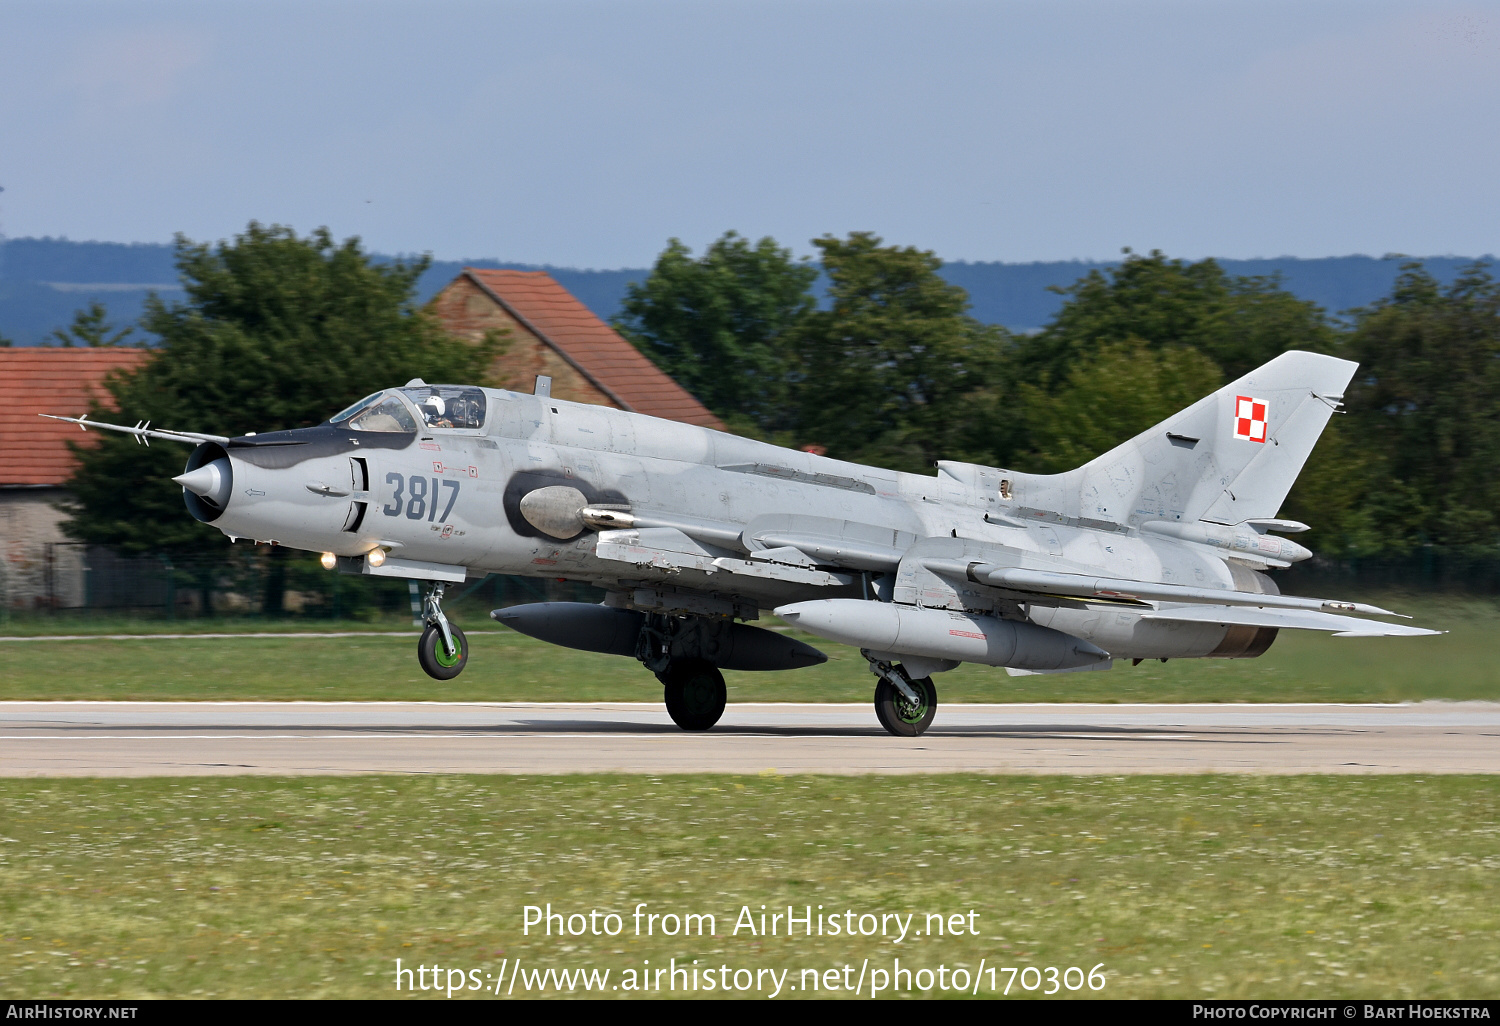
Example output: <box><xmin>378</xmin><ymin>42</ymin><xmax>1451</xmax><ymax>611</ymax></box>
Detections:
<box><xmin>329</xmin><ymin>386</ymin><xmax>487</xmax><ymax>433</ymax></box>
<box><xmin>330</xmin><ymin>393</ymin><xmax>417</xmax><ymax>433</ymax></box>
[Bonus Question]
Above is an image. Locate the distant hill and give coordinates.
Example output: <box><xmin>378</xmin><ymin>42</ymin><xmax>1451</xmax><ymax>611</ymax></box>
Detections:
<box><xmin>941</xmin><ymin>254</ymin><xmax>1494</xmax><ymax>331</ymax></box>
<box><xmin>1</xmin><ymin>236</ymin><xmax>1491</xmax><ymax>346</ymax></box>
<box><xmin>0</xmin><ymin>238</ymin><xmax>647</xmax><ymax>348</ymax></box>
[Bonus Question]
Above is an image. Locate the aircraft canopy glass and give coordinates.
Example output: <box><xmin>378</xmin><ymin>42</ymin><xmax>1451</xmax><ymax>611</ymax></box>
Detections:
<box><xmin>400</xmin><ymin>386</ymin><xmax>487</xmax><ymax>430</ymax></box>
<box><xmin>346</xmin><ymin>396</ymin><xmax>418</xmax><ymax>433</ymax></box>
<box><xmin>329</xmin><ymin>392</ymin><xmax>384</xmax><ymax>424</ymax></box>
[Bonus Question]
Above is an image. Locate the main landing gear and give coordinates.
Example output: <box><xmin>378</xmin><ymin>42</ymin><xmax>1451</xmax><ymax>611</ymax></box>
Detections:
<box><xmin>867</xmin><ymin>656</ymin><xmax>938</xmax><ymax>737</ymax></box>
<box><xmin>657</xmin><ymin>659</ymin><xmax>727</xmax><ymax>732</ymax></box>
<box><xmin>636</xmin><ymin>615</ymin><xmax>728</xmax><ymax>731</ymax></box>
<box><xmin>416</xmin><ymin>582</ymin><xmax>468</xmax><ymax>680</ymax></box>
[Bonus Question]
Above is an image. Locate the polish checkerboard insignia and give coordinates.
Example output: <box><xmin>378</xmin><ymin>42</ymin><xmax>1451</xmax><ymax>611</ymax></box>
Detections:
<box><xmin>1234</xmin><ymin>395</ymin><xmax>1268</xmax><ymax>442</ymax></box>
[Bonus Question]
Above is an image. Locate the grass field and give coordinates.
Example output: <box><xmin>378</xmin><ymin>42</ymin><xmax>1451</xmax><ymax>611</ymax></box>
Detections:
<box><xmin>0</xmin><ymin>775</ymin><xmax>1495</xmax><ymax>1000</ymax></box>
<box><xmin>0</xmin><ymin>594</ymin><xmax>1489</xmax><ymax>704</ymax></box>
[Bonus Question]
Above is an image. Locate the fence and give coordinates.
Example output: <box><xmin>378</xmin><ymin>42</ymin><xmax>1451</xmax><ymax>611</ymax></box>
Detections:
<box><xmin>2</xmin><ymin>542</ymin><xmax>602</xmax><ymax>621</ymax></box>
<box><xmin>1279</xmin><ymin>551</ymin><xmax>1500</xmax><ymax>596</ymax></box>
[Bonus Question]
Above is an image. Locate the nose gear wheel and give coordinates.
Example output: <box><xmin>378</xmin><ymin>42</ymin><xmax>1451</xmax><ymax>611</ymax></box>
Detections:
<box><xmin>418</xmin><ymin>622</ymin><xmax>468</xmax><ymax>679</ymax></box>
<box><xmin>416</xmin><ymin>581</ymin><xmax>467</xmax><ymax>680</ymax></box>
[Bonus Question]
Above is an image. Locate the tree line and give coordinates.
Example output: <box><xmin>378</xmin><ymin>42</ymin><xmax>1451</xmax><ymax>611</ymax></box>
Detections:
<box><xmin>58</xmin><ymin>223</ymin><xmax>1499</xmax><ymax>577</ymax></box>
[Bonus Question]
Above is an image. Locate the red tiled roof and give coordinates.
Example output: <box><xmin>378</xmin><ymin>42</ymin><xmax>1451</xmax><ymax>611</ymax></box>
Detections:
<box><xmin>0</xmin><ymin>348</ymin><xmax>150</xmax><ymax>486</ymax></box>
<box><xmin>465</xmin><ymin>269</ymin><xmax>725</xmax><ymax>430</ymax></box>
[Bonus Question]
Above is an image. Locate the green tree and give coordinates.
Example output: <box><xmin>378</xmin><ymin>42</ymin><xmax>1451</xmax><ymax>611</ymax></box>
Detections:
<box><xmin>613</xmin><ymin>231</ymin><xmax>817</xmax><ymax>436</ymax></box>
<box><xmin>49</xmin><ymin>301</ymin><xmax>136</xmax><ymax>347</ymax></box>
<box><xmin>1318</xmin><ymin>261</ymin><xmax>1500</xmax><ymax>552</ymax></box>
<box><xmin>791</xmin><ymin>232</ymin><xmax>1008</xmax><ymax>473</ymax></box>
<box><xmin>1015</xmin><ymin>340</ymin><xmax>1224</xmax><ymax>473</ymax></box>
<box><xmin>1015</xmin><ymin>249</ymin><xmax>1336</xmax><ymax>386</ymax></box>
<box><xmin>1278</xmin><ymin>415</ymin><xmax>1384</xmax><ymax>558</ymax></box>
<box><xmin>63</xmin><ymin>223</ymin><xmax>496</xmax><ymax>609</ymax></box>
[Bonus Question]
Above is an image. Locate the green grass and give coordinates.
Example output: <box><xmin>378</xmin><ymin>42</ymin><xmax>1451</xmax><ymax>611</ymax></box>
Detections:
<box><xmin>0</xmin><ymin>775</ymin><xmax>1495</xmax><ymax>999</ymax></box>
<box><xmin>0</xmin><ymin>594</ymin><xmax>1489</xmax><ymax>704</ymax></box>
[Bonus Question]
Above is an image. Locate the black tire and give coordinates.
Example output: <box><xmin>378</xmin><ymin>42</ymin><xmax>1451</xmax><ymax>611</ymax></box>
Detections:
<box><xmin>418</xmin><ymin>623</ymin><xmax>468</xmax><ymax>680</ymax></box>
<box><xmin>873</xmin><ymin>674</ymin><xmax>937</xmax><ymax>737</ymax></box>
<box><xmin>660</xmin><ymin>659</ymin><xmax>727</xmax><ymax>731</ymax></box>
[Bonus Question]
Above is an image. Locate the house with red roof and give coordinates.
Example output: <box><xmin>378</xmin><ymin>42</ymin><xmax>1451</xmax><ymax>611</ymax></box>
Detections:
<box><xmin>0</xmin><ymin>348</ymin><xmax>149</xmax><ymax>609</ymax></box>
<box><xmin>429</xmin><ymin>269</ymin><xmax>725</xmax><ymax>430</ymax></box>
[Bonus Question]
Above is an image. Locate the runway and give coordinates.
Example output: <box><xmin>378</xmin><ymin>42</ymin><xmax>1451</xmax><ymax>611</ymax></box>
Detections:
<box><xmin>1</xmin><ymin>701</ymin><xmax>1497</xmax><ymax>776</ymax></box>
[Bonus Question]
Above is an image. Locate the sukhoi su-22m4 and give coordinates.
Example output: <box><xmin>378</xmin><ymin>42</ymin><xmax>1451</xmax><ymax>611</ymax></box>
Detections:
<box><xmin>48</xmin><ymin>350</ymin><xmax>1438</xmax><ymax>736</ymax></box>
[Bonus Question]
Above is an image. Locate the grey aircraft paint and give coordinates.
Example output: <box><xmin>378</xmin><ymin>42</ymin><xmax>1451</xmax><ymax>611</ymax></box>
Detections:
<box><xmin>45</xmin><ymin>351</ymin><xmax>1440</xmax><ymax>736</ymax></box>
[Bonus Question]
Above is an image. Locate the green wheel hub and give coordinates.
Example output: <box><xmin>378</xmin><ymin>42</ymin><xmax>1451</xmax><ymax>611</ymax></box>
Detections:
<box><xmin>434</xmin><ymin>635</ymin><xmax>462</xmax><ymax>667</ymax></box>
<box><xmin>892</xmin><ymin>687</ymin><xmax>930</xmax><ymax>724</ymax></box>
<box><xmin>679</xmin><ymin>674</ymin><xmax>721</xmax><ymax>716</ymax></box>
<box><xmin>417</xmin><ymin>623</ymin><xmax>468</xmax><ymax>681</ymax></box>
<box><xmin>873</xmin><ymin>674</ymin><xmax>938</xmax><ymax>737</ymax></box>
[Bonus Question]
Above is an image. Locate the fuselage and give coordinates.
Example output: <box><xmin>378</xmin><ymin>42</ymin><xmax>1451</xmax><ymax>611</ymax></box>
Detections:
<box><xmin>184</xmin><ymin>383</ymin><xmax>1283</xmax><ymax>662</ymax></box>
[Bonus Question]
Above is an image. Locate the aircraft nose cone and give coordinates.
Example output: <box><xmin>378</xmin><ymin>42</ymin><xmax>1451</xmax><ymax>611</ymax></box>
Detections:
<box><xmin>173</xmin><ymin>458</ymin><xmax>232</xmax><ymax>509</ymax></box>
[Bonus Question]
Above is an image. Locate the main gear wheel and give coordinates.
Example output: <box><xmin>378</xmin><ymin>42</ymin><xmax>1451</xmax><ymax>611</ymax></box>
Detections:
<box><xmin>873</xmin><ymin>673</ymin><xmax>937</xmax><ymax>737</ymax></box>
<box><xmin>659</xmin><ymin>659</ymin><xmax>727</xmax><ymax>731</ymax></box>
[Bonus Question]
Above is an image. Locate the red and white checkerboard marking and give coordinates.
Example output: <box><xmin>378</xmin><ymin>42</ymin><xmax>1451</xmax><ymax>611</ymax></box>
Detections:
<box><xmin>1234</xmin><ymin>395</ymin><xmax>1268</xmax><ymax>442</ymax></box>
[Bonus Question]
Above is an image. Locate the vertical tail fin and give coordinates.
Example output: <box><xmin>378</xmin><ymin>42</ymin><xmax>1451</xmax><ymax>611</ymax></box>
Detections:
<box><xmin>1002</xmin><ymin>350</ymin><xmax>1357</xmax><ymax>527</ymax></box>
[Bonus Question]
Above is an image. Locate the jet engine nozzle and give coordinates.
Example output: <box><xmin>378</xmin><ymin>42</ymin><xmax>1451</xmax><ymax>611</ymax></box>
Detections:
<box><xmin>173</xmin><ymin>457</ymin><xmax>232</xmax><ymax>510</ymax></box>
<box><xmin>519</xmin><ymin>485</ymin><xmax>589</xmax><ymax>539</ymax></box>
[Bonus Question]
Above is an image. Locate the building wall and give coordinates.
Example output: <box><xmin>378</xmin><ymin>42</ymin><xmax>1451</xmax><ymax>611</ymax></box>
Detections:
<box><xmin>0</xmin><ymin>489</ymin><xmax>85</xmax><ymax>608</ymax></box>
<box><xmin>429</xmin><ymin>276</ymin><xmax>618</xmax><ymax>407</ymax></box>
<box><xmin>0</xmin><ymin>490</ymin><xmax>189</xmax><ymax>612</ymax></box>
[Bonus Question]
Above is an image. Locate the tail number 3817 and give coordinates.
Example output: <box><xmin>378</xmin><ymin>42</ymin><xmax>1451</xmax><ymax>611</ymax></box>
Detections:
<box><xmin>383</xmin><ymin>473</ymin><xmax>460</xmax><ymax>522</ymax></box>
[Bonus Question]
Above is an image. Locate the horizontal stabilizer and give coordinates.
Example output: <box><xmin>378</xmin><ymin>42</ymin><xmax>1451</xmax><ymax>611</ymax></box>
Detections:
<box><xmin>923</xmin><ymin>558</ymin><xmax>1402</xmax><ymax>618</ymax></box>
<box><xmin>1143</xmin><ymin>605</ymin><xmax>1442</xmax><ymax>637</ymax></box>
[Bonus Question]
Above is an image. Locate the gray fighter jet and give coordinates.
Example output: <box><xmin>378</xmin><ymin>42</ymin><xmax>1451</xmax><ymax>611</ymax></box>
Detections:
<box><xmin>47</xmin><ymin>350</ymin><xmax>1438</xmax><ymax>736</ymax></box>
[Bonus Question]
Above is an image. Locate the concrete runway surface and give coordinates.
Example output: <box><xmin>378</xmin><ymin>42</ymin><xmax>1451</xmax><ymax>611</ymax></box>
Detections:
<box><xmin>1</xmin><ymin>701</ymin><xmax>1497</xmax><ymax>776</ymax></box>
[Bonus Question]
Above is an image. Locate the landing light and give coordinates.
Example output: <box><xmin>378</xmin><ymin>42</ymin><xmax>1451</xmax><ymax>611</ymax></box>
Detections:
<box><xmin>320</xmin><ymin>552</ymin><xmax>337</xmax><ymax>570</ymax></box>
<box><xmin>367</xmin><ymin>547</ymin><xmax>387</xmax><ymax>568</ymax></box>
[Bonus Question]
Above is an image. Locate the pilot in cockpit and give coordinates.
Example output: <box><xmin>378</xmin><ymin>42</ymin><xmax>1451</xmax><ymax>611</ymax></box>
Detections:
<box><xmin>397</xmin><ymin>385</ymin><xmax>486</xmax><ymax>430</ymax></box>
<box><xmin>419</xmin><ymin>395</ymin><xmax>453</xmax><ymax>429</ymax></box>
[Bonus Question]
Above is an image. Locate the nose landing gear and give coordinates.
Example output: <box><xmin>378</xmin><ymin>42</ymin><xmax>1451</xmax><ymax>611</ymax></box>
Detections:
<box><xmin>416</xmin><ymin>582</ymin><xmax>468</xmax><ymax>680</ymax></box>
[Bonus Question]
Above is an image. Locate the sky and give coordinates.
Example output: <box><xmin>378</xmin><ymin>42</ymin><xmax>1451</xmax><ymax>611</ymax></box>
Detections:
<box><xmin>1</xmin><ymin>0</ymin><xmax>1497</xmax><ymax>268</ymax></box>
